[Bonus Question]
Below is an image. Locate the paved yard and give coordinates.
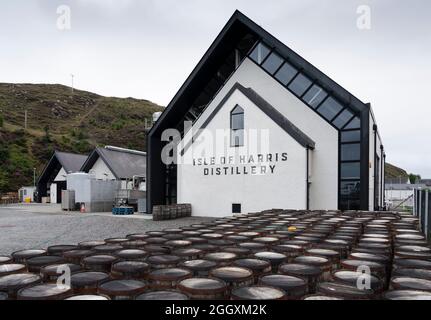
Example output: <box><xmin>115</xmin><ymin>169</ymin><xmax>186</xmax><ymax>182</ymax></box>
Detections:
<box><xmin>0</xmin><ymin>204</ymin><xmax>213</xmax><ymax>255</ymax></box>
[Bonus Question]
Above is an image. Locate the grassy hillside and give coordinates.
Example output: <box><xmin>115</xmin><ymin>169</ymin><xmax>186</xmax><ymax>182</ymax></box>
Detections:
<box><xmin>385</xmin><ymin>162</ymin><xmax>409</xmax><ymax>179</ymax></box>
<box><xmin>0</xmin><ymin>83</ymin><xmax>163</xmax><ymax>193</ymax></box>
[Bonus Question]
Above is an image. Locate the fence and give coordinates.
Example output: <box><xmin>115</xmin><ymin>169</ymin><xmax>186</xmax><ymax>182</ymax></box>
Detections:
<box><xmin>413</xmin><ymin>189</ymin><xmax>430</xmax><ymax>241</ymax></box>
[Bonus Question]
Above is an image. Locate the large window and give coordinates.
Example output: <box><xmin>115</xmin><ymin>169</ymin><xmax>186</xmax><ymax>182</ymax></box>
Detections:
<box><xmin>231</xmin><ymin>105</ymin><xmax>244</xmax><ymax>147</ymax></box>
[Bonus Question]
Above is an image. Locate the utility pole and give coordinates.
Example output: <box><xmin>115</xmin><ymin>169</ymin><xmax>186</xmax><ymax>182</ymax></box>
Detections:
<box><xmin>71</xmin><ymin>74</ymin><xmax>74</xmax><ymax>93</ymax></box>
<box><xmin>33</xmin><ymin>168</ymin><xmax>36</xmax><ymax>187</ymax></box>
<box><xmin>24</xmin><ymin>110</ymin><xmax>28</xmax><ymax>130</ymax></box>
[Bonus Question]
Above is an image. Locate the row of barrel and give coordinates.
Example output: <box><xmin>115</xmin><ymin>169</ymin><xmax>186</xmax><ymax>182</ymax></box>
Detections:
<box><xmin>0</xmin><ymin>209</ymin><xmax>431</xmax><ymax>300</ymax></box>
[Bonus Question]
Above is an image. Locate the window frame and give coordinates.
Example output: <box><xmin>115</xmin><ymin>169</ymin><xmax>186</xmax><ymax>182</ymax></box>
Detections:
<box><xmin>230</xmin><ymin>105</ymin><xmax>245</xmax><ymax>148</ymax></box>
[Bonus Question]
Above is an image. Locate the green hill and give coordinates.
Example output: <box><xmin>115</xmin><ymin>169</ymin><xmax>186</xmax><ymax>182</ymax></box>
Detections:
<box><xmin>385</xmin><ymin>162</ymin><xmax>409</xmax><ymax>179</ymax></box>
<box><xmin>0</xmin><ymin>83</ymin><xmax>163</xmax><ymax>193</ymax></box>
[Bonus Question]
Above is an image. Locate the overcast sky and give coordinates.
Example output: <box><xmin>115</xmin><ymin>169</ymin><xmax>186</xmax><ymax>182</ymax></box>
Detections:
<box><xmin>1</xmin><ymin>0</ymin><xmax>430</xmax><ymax>177</ymax></box>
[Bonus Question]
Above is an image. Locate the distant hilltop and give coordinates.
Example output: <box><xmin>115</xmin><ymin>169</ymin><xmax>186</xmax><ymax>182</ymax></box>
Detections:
<box><xmin>0</xmin><ymin>83</ymin><xmax>163</xmax><ymax>193</ymax></box>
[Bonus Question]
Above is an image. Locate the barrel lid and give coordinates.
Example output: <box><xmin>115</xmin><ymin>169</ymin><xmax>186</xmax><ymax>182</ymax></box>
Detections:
<box><xmin>293</xmin><ymin>255</ymin><xmax>330</xmax><ymax>267</ymax></box>
<box><xmin>349</xmin><ymin>252</ymin><xmax>390</xmax><ymax>264</ymax></box>
<box><xmin>231</xmin><ymin>285</ymin><xmax>285</xmax><ymax>300</ymax></box>
<box><xmin>112</xmin><ymin>261</ymin><xmax>150</xmax><ymax>273</ymax></box>
<box><xmin>145</xmin><ymin>237</ymin><xmax>168</xmax><ymax>244</ymax></box>
<box><xmin>394</xmin><ymin>259</ymin><xmax>431</xmax><ymax>269</ymax></box>
<box><xmin>162</xmin><ymin>234</ymin><xmax>185</xmax><ymax>240</ymax></box>
<box><xmin>185</xmin><ymin>237</ymin><xmax>208</xmax><ymax>244</ymax></box>
<box><xmin>324</xmin><ymin>239</ymin><xmax>349</xmax><ymax>246</ymax></box>
<box><xmin>181</xmin><ymin>231</ymin><xmax>202</xmax><ymax>237</ymax></box>
<box><xmin>396</xmin><ymin>234</ymin><xmax>425</xmax><ymax>240</ymax></box>
<box><xmin>147</xmin><ymin>255</ymin><xmax>181</xmax><ymax>265</ymax></box>
<box><xmin>82</xmin><ymin>255</ymin><xmax>117</xmax><ymax>265</ymax></box>
<box><xmin>172</xmin><ymin>248</ymin><xmax>203</xmax><ymax>257</ymax></box>
<box><xmin>126</xmin><ymin>233</ymin><xmax>150</xmax><ymax>240</ymax></box>
<box><xmin>205</xmin><ymin>252</ymin><xmax>237</xmax><ymax>262</ymax></box>
<box><xmin>99</xmin><ymin>280</ymin><xmax>146</xmax><ymax>296</ymax></box>
<box><xmin>392</xmin><ymin>268</ymin><xmax>431</xmax><ymax>280</ymax></box>
<box><xmin>0</xmin><ymin>273</ymin><xmax>42</xmax><ymax>291</ymax></box>
<box><xmin>12</xmin><ymin>249</ymin><xmax>46</xmax><ymax>261</ymax></box>
<box><xmin>47</xmin><ymin>245</ymin><xmax>78</xmax><ymax>255</ymax></box>
<box><xmin>360</xmin><ymin>238</ymin><xmax>390</xmax><ymax>244</ymax></box>
<box><xmin>27</xmin><ymin>255</ymin><xmax>65</xmax><ymax>267</ymax></box>
<box><xmin>223</xmin><ymin>247</ymin><xmax>251</xmax><ymax>256</ymax></box>
<box><xmin>208</xmin><ymin>239</ymin><xmax>235</xmax><ymax>247</ymax></box>
<box><xmin>396</xmin><ymin>246</ymin><xmax>431</xmax><ymax>253</ymax></box>
<box><xmin>391</xmin><ymin>277</ymin><xmax>431</xmax><ymax>291</ymax></box>
<box><xmin>279</xmin><ymin>263</ymin><xmax>322</xmax><ymax>276</ymax></box>
<box><xmin>253</xmin><ymin>237</ymin><xmax>279</xmax><ymax>244</ymax></box>
<box><xmin>362</xmin><ymin>234</ymin><xmax>389</xmax><ymax>239</ymax></box>
<box><xmin>259</xmin><ymin>275</ymin><xmax>306</xmax><ymax>291</ymax></box>
<box><xmin>210</xmin><ymin>266</ymin><xmax>253</xmax><ymax>282</ymax></box>
<box><xmin>78</xmin><ymin>240</ymin><xmax>105</xmax><ymax>249</ymax></box>
<box><xmin>41</xmin><ymin>263</ymin><xmax>81</xmax><ymax>276</ymax></box>
<box><xmin>317</xmin><ymin>282</ymin><xmax>374</xmax><ymax>299</ymax></box>
<box><xmin>17</xmin><ymin>283</ymin><xmax>71</xmax><ymax>300</ymax></box>
<box><xmin>341</xmin><ymin>259</ymin><xmax>385</xmax><ymax>271</ymax></box>
<box><xmin>115</xmin><ymin>249</ymin><xmax>147</xmax><ymax>260</ymax></box>
<box><xmin>179</xmin><ymin>259</ymin><xmax>217</xmax><ymax>271</ymax></box>
<box><xmin>148</xmin><ymin>268</ymin><xmax>192</xmax><ymax>281</ymax></box>
<box><xmin>333</xmin><ymin>271</ymin><xmax>383</xmax><ymax>291</ymax></box>
<box><xmin>0</xmin><ymin>264</ymin><xmax>26</xmax><ymax>276</ymax></box>
<box><xmin>146</xmin><ymin>231</ymin><xmax>166</xmax><ymax>237</ymax></box>
<box><xmin>233</xmin><ymin>258</ymin><xmax>271</xmax><ymax>272</ymax></box>
<box><xmin>104</xmin><ymin>238</ymin><xmax>129</xmax><ymax>244</ymax></box>
<box><xmin>306</xmin><ymin>248</ymin><xmax>339</xmax><ymax>258</ymax></box>
<box><xmin>165</xmin><ymin>240</ymin><xmax>192</xmax><ymax>248</ymax></box>
<box><xmin>303</xmin><ymin>295</ymin><xmax>343</xmax><ymax>300</ymax></box>
<box><xmin>164</xmin><ymin>228</ymin><xmax>183</xmax><ymax>234</ymax></box>
<box><xmin>136</xmin><ymin>291</ymin><xmax>189</xmax><ymax>300</ymax></box>
<box><xmin>238</xmin><ymin>232</ymin><xmax>260</xmax><ymax>238</ymax></box>
<box><xmin>225</xmin><ymin>235</ymin><xmax>249</xmax><ymax>242</ymax></box>
<box><xmin>93</xmin><ymin>244</ymin><xmax>123</xmax><ymax>253</ymax></box>
<box><xmin>274</xmin><ymin>244</ymin><xmax>302</xmax><ymax>253</ymax></box>
<box><xmin>178</xmin><ymin>278</ymin><xmax>227</xmax><ymax>295</ymax></box>
<box><xmin>71</xmin><ymin>272</ymin><xmax>109</xmax><ymax>287</ymax></box>
<box><xmin>0</xmin><ymin>256</ymin><xmax>12</xmax><ymax>264</ymax></box>
<box><xmin>254</xmin><ymin>252</ymin><xmax>287</xmax><ymax>264</ymax></box>
<box><xmin>0</xmin><ymin>292</ymin><xmax>7</xmax><ymax>300</ymax></box>
<box><xmin>384</xmin><ymin>290</ymin><xmax>431</xmax><ymax>300</ymax></box>
<box><xmin>63</xmin><ymin>249</ymin><xmax>94</xmax><ymax>259</ymax></box>
<box><xmin>201</xmin><ymin>233</ymin><xmax>224</xmax><ymax>240</ymax></box>
<box><xmin>66</xmin><ymin>295</ymin><xmax>110</xmax><ymax>300</ymax></box>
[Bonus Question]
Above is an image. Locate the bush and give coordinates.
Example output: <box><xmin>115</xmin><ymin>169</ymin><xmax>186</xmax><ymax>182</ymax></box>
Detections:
<box><xmin>0</xmin><ymin>114</ymin><xmax>3</xmax><ymax>127</ymax></box>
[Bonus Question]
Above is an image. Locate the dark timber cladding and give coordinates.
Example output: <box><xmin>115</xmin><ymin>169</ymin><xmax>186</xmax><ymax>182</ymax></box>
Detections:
<box><xmin>147</xmin><ymin>10</ymin><xmax>372</xmax><ymax>213</ymax></box>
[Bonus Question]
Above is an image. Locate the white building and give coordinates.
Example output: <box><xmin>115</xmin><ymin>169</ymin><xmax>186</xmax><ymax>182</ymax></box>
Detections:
<box><xmin>147</xmin><ymin>11</ymin><xmax>386</xmax><ymax>217</ymax></box>
<box><xmin>385</xmin><ymin>183</ymin><xmax>426</xmax><ymax>209</ymax></box>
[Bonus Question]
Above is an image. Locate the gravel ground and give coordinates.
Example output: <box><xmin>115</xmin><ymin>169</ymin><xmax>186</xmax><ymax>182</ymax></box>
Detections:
<box><xmin>0</xmin><ymin>204</ymin><xmax>213</xmax><ymax>256</ymax></box>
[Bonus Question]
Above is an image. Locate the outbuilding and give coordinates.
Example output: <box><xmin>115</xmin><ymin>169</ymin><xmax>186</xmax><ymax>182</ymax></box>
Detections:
<box><xmin>147</xmin><ymin>11</ymin><xmax>386</xmax><ymax>217</ymax></box>
<box><xmin>36</xmin><ymin>151</ymin><xmax>88</xmax><ymax>204</ymax></box>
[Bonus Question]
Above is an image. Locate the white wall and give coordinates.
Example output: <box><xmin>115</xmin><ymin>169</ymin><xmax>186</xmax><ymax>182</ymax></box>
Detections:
<box><xmin>369</xmin><ymin>112</ymin><xmax>384</xmax><ymax>210</ymax></box>
<box><xmin>178</xmin><ymin>89</ymin><xmax>308</xmax><ymax>217</ymax></box>
<box><xmin>181</xmin><ymin>58</ymin><xmax>338</xmax><ymax>212</ymax></box>
<box><xmin>89</xmin><ymin>157</ymin><xmax>116</xmax><ymax>181</ymax></box>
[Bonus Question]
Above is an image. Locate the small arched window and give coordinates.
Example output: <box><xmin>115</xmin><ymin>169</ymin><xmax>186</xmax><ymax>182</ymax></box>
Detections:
<box><xmin>230</xmin><ymin>105</ymin><xmax>244</xmax><ymax>147</ymax></box>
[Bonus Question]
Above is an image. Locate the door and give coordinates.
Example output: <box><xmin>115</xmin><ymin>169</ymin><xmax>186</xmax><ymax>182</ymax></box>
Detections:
<box><xmin>50</xmin><ymin>183</ymin><xmax>57</xmax><ymax>204</ymax></box>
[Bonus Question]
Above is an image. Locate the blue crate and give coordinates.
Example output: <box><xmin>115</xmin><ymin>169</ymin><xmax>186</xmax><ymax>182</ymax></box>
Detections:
<box><xmin>112</xmin><ymin>206</ymin><xmax>134</xmax><ymax>215</ymax></box>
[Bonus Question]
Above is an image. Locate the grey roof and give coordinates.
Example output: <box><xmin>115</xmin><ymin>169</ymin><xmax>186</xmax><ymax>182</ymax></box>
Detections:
<box><xmin>181</xmin><ymin>82</ymin><xmax>316</xmax><ymax>155</ymax></box>
<box><xmin>420</xmin><ymin>179</ymin><xmax>431</xmax><ymax>186</ymax></box>
<box><xmin>55</xmin><ymin>151</ymin><xmax>88</xmax><ymax>174</ymax></box>
<box><xmin>385</xmin><ymin>183</ymin><xmax>427</xmax><ymax>191</ymax></box>
<box><xmin>81</xmin><ymin>147</ymin><xmax>147</xmax><ymax>180</ymax></box>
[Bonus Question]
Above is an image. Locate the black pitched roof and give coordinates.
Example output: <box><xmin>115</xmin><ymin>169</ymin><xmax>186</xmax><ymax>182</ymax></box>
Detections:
<box><xmin>181</xmin><ymin>82</ymin><xmax>315</xmax><ymax>155</ymax></box>
<box><xmin>149</xmin><ymin>10</ymin><xmax>369</xmax><ymax>138</ymax></box>
<box><xmin>80</xmin><ymin>146</ymin><xmax>147</xmax><ymax>180</ymax></box>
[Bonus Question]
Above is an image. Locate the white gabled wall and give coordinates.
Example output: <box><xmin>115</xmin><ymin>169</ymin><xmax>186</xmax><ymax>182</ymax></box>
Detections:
<box><xmin>178</xmin><ymin>58</ymin><xmax>339</xmax><ymax>215</ymax></box>
<box><xmin>54</xmin><ymin>167</ymin><xmax>67</xmax><ymax>182</ymax></box>
<box><xmin>178</xmin><ymin>89</ymin><xmax>308</xmax><ymax>217</ymax></box>
<box><xmin>89</xmin><ymin>157</ymin><xmax>116</xmax><ymax>181</ymax></box>
<box><xmin>369</xmin><ymin>111</ymin><xmax>384</xmax><ymax>210</ymax></box>
<box><xmin>181</xmin><ymin>58</ymin><xmax>338</xmax><ymax>212</ymax></box>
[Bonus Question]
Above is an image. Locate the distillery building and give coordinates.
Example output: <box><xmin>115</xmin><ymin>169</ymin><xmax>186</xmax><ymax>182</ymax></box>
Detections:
<box><xmin>147</xmin><ymin>11</ymin><xmax>386</xmax><ymax>217</ymax></box>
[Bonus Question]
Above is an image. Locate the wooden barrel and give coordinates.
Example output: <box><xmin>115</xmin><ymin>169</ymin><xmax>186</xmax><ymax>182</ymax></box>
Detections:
<box><xmin>332</xmin><ymin>270</ymin><xmax>384</xmax><ymax>294</ymax></box>
<box><xmin>293</xmin><ymin>256</ymin><xmax>332</xmax><ymax>280</ymax></box>
<box><xmin>17</xmin><ymin>283</ymin><xmax>71</xmax><ymax>300</ymax></box>
<box><xmin>178</xmin><ymin>278</ymin><xmax>227</xmax><ymax>300</ymax></box>
<box><xmin>93</xmin><ymin>244</ymin><xmax>123</xmax><ymax>254</ymax></box>
<box><xmin>136</xmin><ymin>290</ymin><xmax>189</xmax><ymax>300</ymax></box>
<box><xmin>63</xmin><ymin>250</ymin><xmax>95</xmax><ymax>265</ymax></box>
<box><xmin>209</xmin><ymin>267</ymin><xmax>254</xmax><ymax>290</ymax></box>
<box><xmin>114</xmin><ymin>249</ymin><xmax>148</xmax><ymax>261</ymax></box>
<box><xmin>233</xmin><ymin>259</ymin><xmax>271</xmax><ymax>283</ymax></box>
<box><xmin>111</xmin><ymin>261</ymin><xmax>150</xmax><ymax>280</ymax></box>
<box><xmin>383</xmin><ymin>290</ymin><xmax>431</xmax><ymax>300</ymax></box>
<box><xmin>0</xmin><ymin>264</ymin><xmax>26</xmax><ymax>276</ymax></box>
<box><xmin>70</xmin><ymin>271</ymin><xmax>110</xmax><ymax>294</ymax></box>
<box><xmin>259</xmin><ymin>275</ymin><xmax>307</xmax><ymax>300</ymax></box>
<box><xmin>316</xmin><ymin>282</ymin><xmax>376</xmax><ymax>300</ymax></box>
<box><xmin>78</xmin><ymin>240</ymin><xmax>106</xmax><ymax>250</ymax></box>
<box><xmin>98</xmin><ymin>280</ymin><xmax>147</xmax><ymax>300</ymax></box>
<box><xmin>231</xmin><ymin>285</ymin><xmax>286</xmax><ymax>300</ymax></box>
<box><xmin>121</xmin><ymin>240</ymin><xmax>148</xmax><ymax>249</ymax></box>
<box><xmin>82</xmin><ymin>255</ymin><xmax>117</xmax><ymax>272</ymax></box>
<box><xmin>12</xmin><ymin>249</ymin><xmax>47</xmax><ymax>263</ymax></box>
<box><xmin>0</xmin><ymin>256</ymin><xmax>12</xmax><ymax>265</ymax></box>
<box><xmin>390</xmin><ymin>277</ymin><xmax>431</xmax><ymax>292</ymax></box>
<box><xmin>65</xmin><ymin>295</ymin><xmax>110</xmax><ymax>300</ymax></box>
<box><xmin>172</xmin><ymin>248</ymin><xmax>203</xmax><ymax>261</ymax></box>
<box><xmin>47</xmin><ymin>245</ymin><xmax>78</xmax><ymax>256</ymax></box>
<box><xmin>147</xmin><ymin>255</ymin><xmax>181</xmax><ymax>269</ymax></box>
<box><xmin>179</xmin><ymin>259</ymin><xmax>218</xmax><ymax>277</ymax></box>
<box><xmin>41</xmin><ymin>263</ymin><xmax>81</xmax><ymax>282</ymax></box>
<box><xmin>253</xmin><ymin>252</ymin><xmax>287</xmax><ymax>272</ymax></box>
<box><xmin>0</xmin><ymin>273</ymin><xmax>42</xmax><ymax>299</ymax></box>
<box><xmin>148</xmin><ymin>268</ymin><xmax>192</xmax><ymax>289</ymax></box>
<box><xmin>26</xmin><ymin>256</ymin><xmax>66</xmax><ymax>273</ymax></box>
<box><xmin>278</xmin><ymin>263</ymin><xmax>322</xmax><ymax>294</ymax></box>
